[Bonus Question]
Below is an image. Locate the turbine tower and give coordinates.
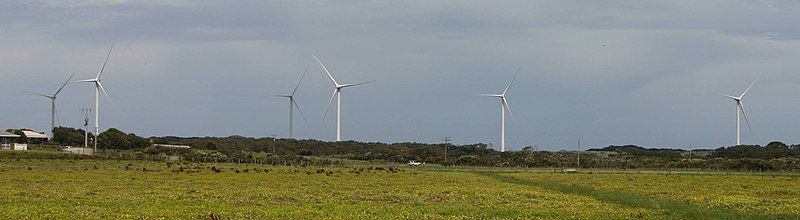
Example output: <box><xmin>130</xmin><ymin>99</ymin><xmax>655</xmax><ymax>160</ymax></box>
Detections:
<box><xmin>75</xmin><ymin>44</ymin><xmax>116</xmax><ymax>153</ymax></box>
<box><xmin>313</xmin><ymin>55</ymin><xmax>375</xmax><ymax>142</ymax></box>
<box><xmin>26</xmin><ymin>72</ymin><xmax>75</xmax><ymax>138</ymax></box>
<box><xmin>481</xmin><ymin>71</ymin><xmax>518</xmax><ymax>152</ymax></box>
<box><xmin>271</xmin><ymin>67</ymin><xmax>309</xmax><ymax>139</ymax></box>
<box><xmin>717</xmin><ymin>74</ymin><xmax>759</xmax><ymax>146</ymax></box>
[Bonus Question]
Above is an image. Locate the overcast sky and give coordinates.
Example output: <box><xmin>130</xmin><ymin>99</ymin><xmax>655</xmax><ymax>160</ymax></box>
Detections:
<box><xmin>2</xmin><ymin>0</ymin><xmax>799</xmax><ymax>150</ymax></box>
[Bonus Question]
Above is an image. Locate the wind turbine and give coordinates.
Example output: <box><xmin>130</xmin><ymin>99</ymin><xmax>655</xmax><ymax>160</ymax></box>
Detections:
<box><xmin>75</xmin><ymin>44</ymin><xmax>116</xmax><ymax>153</ymax></box>
<box><xmin>271</xmin><ymin>67</ymin><xmax>309</xmax><ymax>139</ymax></box>
<box><xmin>313</xmin><ymin>55</ymin><xmax>375</xmax><ymax>142</ymax></box>
<box><xmin>26</xmin><ymin>72</ymin><xmax>75</xmax><ymax>138</ymax></box>
<box><xmin>481</xmin><ymin>70</ymin><xmax>518</xmax><ymax>152</ymax></box>
<box><xmin>717</xmin><ymin>74</ymin><xmax>759</xmax><ymax>146</ymax></box>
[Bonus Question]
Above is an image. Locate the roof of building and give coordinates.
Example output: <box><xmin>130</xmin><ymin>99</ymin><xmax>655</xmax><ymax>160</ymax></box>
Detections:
<box><xmin>21</xmin><ymin>130</ymin><xmax>48</xmax><ymax>139</ymax></box>
<box><xmin>0</xmin><ymin>131</ymin><xmax>21</xmax><ymax>138</ymax></box>
<box><xmin>153</xmin><ymin>144</ymin><xmax>191</xmax><ymax>149</ymax></box>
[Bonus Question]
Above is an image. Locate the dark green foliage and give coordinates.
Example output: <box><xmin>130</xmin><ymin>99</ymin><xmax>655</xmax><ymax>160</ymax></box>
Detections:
<box><xmin>712</xmin><ymin>142</ymin><xmax>800</xmax><ymax>159</ymax></box>
<box><xmin>588</xmin><ymin>145</ymin><xmax>683</xmax><ymax>159</ymax></box>
<box><xmin>52</xmin><ymin>126</ymin><xmax>93</xmax><ymax>146</ymax></box>
<box><xmin>98</xmin><ymin>128</ymin><xmax>148</xmax><ymax>149</ymax></box>
<box><xmin>49</xmin><ymin>127</ymin><xmax>800</xmax><ymax>171</ymax></box>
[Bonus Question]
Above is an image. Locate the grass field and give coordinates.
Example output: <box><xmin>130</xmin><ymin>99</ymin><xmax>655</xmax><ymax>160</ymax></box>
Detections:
<box><xmin>0</xmin><ymin>156</ymin><xmax>798</xmax><ymax>219</ymax></box>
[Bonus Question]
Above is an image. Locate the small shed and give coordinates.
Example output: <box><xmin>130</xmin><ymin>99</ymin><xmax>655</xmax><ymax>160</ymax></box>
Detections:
<box><xmin>0</xmin><ymin>131</ymin><xmax>20</xmax><ymax>150</ymax></box>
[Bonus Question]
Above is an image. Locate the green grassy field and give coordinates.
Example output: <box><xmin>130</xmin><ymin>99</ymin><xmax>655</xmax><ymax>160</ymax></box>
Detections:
<box><xmin>0</xmin><ymin>155</ymin><xmax>798</xmax><ymax>219</ymax></box>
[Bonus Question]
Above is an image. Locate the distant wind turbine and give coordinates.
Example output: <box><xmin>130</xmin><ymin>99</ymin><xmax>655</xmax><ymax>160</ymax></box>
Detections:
<box><xmin>26</xmin><ymin>72</ymin><xmax>75</xmax><ymax>138</ymax></box>
<box><xmin>717</xmin><ymin>74</ymin><xmax>760</xmax><ymax>146</ymax></box>
<box><xmin>313</xmin><ymin>55</ymin><xmax>375</xmax><ymax>142</ymax></box>
<box><xmin>271</xmin><ymin>66</ymin><xmax>309</xmax><ymax>139</ymax></box>
<box><xmin>75</xmin><ymin>44</ymin><xmax>116</xmax><ymax>153</ymax></box>
<box><xmin>481</xmin><ymin>70</ymin><xmax>518</xmax><ymax>152</ymax></box>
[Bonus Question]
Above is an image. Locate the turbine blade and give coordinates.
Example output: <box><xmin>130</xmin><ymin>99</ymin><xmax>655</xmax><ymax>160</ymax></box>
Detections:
<box><xmin>339</xmin><ymin>80</ymin><xmax>376</xmax><ymax>88</ymax></box>
<box><xmin>322</xmin><ymin>90</ymin><xmax>337</xmax><ymax>123</ymax></box>
<box><xmin>502</xmin><ymin>69</ymin><xmax>519</xmax><ymax>96</ymax></box>
<box><xmin>715</xmin><ymin>91</ymin><xmax>738</xmax><ymax>100</ymax></box>
<box><xmin>293</xmin><ymin>99</ymin><xmax>310</xmax><ymax>125</ymax></box>
<box><xmin>739</xmin><ymin>73</ymin><xmax>761</xmax><ymax>98</ymax></box>
<box><xmin>25</xmin><ymin>91</ymin><xmax>53</xmax><ymax>99</ymax></box>
<box><xmin>503</xmin><ymin>97</ymin><xmax>516</xmax><ymax>122</ymax></box>
<box><xmin>264</xmin><ymin>95</ymin><xmax>292</xmax><ymax>98</ymax></box>
<box><xmin>739</xmin><ymin>102</ymin><xmax>753</xmax><ymax>134</ymax></box>
<box><xmin>97</xmin><ymin>82</ymin><xmax>119</xmax><ymax>111</ymax></box>
<box><xmin>291</xmin><ymin>66</ymin><xmax>308</xmax><ymax>96</ymax></box>
<box><xmin>54</xmin><ymin>72</ymin><xmax>75</xmax><ymax>97</ymax></box>
<box><xmin>97</xmin><ymin>43</ymin><xmax>114</xmax><ymax>79</ymax></box>
<box><xmin>313</xmin><ymin>55</ymin><xmax>338</xmax><ymax>86</ymax></box>
<box><xmin>479</xmin><ymin>94</ymin><xmax>503</xmax><ymax>97</ymax></box>
<box><xmin>74</xmin><ymin>79</ymin><xmax>97</xmax><ymax>83</ymax></box>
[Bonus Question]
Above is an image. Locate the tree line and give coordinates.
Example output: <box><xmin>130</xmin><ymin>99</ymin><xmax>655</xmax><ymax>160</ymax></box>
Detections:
<box><xmin>44</xmin><ymin>126</ymin><xmax>800</xmax><ymax>171</ymax></box>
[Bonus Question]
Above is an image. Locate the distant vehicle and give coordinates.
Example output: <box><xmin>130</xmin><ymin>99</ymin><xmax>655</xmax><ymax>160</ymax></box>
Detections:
<box><xmin>408</xmin><ymin>161</ymin><xmax>422</xmax><ymax>166</ymax></box>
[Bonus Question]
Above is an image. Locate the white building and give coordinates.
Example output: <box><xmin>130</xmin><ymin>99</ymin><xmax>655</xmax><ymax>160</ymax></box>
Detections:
<box><xmin>0</xmin><ymin>131</ymin><xmax>20</xmax><ymax>150</ymax></box>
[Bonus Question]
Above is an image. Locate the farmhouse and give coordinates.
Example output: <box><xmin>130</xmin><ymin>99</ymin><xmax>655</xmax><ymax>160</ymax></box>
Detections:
<box><xmin>21</xmin><ymin>130</ymin><xmax>48</xmax><ymax>143</ymax></box>
<box><xmin>0</xmin><ymin>131</ymin><xmax>20</xmax><ymax>150</ymax></box>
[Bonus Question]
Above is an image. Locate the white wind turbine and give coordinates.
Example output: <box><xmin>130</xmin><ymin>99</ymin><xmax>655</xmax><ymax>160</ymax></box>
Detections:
<box><xmin>75</xmin><ymin>44</ymin><xmax>116</xmax><ymax>153</ymax></box>
<box><xmin>271</xmin><ymin>67</ymin><xmax>309</xmax><ymax>139</ymax></box>
<box><xmin>481</xmin><ymin>71</ymin><xmax>518</xmax><ymax>152</ymax></box>
<box><xmin>717</xmin><ymin>74</ymin><xmax>760</xmax><ymax>146</ymax></box>
<box><xmin>26</xmin><ymin>72</ymin><xmax>75</xmax><ymax>138</ymax></box>
<box><xmin>313</xmin><ymin>55</ymin><xmax>375</xmax><ymax>142</ymax></box>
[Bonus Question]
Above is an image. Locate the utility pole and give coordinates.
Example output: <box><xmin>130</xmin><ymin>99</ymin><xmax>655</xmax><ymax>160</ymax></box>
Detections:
<box><xmin>577</xmin><ymin>139</ymin><xmax>581</xmax><ymax>168</ymax></box>
<box><xmin>80</xmin><ymin>108</ymin><xmax>93</xmax><ymax>153</ymax></box>
<box><xmin>443</xmin><ymin>136</ymin><xmax>451</xmax><ymax>163</ymax></box>
<box><xmin>271</xmin><ymin>134</ymin><xmax>277</xmax><ymax>155</ymax></box>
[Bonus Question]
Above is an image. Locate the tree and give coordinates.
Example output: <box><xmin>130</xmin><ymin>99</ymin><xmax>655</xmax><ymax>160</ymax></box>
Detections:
<box><xmin>52</xmin><ymin>126</ymin><xmax>93</xmax><ymax>146</ymax></box>
<box><xmin>98</xmin><ymin>128</ymin><xmax>149</xmax><ymax>149</ymax></box>
<box><xmin>766</xmin><ymin>141</ymin><xmax>788</xmax><ymax>148</ymax></box>
<box><xmin>99</xmin><ymin>128</ymin><xmax>128</xmax><ymax>149</ymax></box>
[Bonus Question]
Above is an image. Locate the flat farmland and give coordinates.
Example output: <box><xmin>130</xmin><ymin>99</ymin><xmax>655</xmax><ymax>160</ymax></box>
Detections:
<box><xmin>0</xmin><ymin>158</ymin><xmax>797</xmax><ymax>219</ymax></box>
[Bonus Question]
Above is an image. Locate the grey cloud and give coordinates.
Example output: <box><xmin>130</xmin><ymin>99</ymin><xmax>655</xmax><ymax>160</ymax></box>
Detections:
<box><xmin>2</xmin><ymin>1</ymin><xmax>799</xmax><ymax>150</ymax></box>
